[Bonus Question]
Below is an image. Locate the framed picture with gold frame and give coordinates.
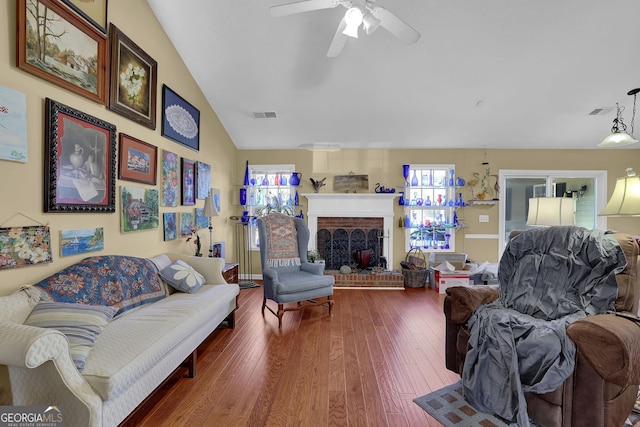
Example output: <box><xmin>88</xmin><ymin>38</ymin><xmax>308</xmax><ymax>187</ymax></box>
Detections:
<box><xmin>17</xmin><ymin>0</ymin><xmax>108</xmax><ymax>105</ymax></box>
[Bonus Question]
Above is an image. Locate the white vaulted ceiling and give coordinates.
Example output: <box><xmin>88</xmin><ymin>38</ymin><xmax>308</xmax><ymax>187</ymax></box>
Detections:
<box><xmin>147</xmin><ymin>0</ymin><xmax>640</xmax><ymax>151</ymax></box>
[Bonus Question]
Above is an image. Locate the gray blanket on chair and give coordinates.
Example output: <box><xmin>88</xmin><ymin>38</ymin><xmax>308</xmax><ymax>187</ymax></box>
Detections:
<box><xmin>461</xmin><ymin>226</ymin><xmax>625</xmax><ymax>426</ymax></box>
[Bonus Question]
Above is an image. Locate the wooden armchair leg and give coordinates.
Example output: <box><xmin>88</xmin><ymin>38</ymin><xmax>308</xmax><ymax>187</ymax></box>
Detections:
<box><xmin>262</xmin><ymin>297</ymin><xmax>267</xmax><ymax>315</ymax></box>
<box><xmin>278</xmin><ymin>304</ymin><xmax>284</xmax><ymax>329</ymax></box>
<box><xmin>328</xmin><ymin>296</ymin><xmax>334</xmax><ymax>314</ymax></box>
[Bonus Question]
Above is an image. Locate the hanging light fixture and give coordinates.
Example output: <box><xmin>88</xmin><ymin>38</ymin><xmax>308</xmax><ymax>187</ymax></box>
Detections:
<box><xmin>342</xmin><ymin>7</ymin><xmax>364</xmax><ymax>38</ymax></box>
<box><xmin>598</xmin><ymin>88</ymin><xmax>640</xmax><ymax>147</ymax></box>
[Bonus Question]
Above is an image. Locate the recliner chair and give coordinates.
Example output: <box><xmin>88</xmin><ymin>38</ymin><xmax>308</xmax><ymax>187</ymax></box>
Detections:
<box><xmin>257</xmin><ymin>213</ymin><xmax>334</xmax><ymax>328</ymax></box>
<box><xmin>443</xmin><ymin>229</ymin><xmax>640</xmax><ymax>426</ymax></box>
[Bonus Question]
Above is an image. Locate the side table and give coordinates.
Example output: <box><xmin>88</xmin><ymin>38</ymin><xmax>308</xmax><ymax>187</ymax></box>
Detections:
<box><xmin>222</xmin><ymin>263</ymin><xmax>238</xmax><ymax>284</ymax></box>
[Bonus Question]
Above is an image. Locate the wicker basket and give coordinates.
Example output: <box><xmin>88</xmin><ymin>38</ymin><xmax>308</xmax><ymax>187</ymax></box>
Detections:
<box><xmin>401</xmin><ymin>248</ymin><xmax>428</xmax><ymax>288</ymax></box>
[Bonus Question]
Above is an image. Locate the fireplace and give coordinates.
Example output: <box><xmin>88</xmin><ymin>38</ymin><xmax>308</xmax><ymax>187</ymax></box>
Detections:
<box><xmin>303</xmin><ymin>193</ymin><xmax>396</xmax><ymax>270</ymax></box>
<box><xmin>317</xmin><ymin>217</ymin><xmax>384</xmax><ymax>270</ymax></box>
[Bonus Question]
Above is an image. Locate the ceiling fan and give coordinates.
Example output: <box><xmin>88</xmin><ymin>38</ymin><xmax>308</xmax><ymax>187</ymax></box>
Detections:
<box><xmin>270</xmin><ymin>0</ymin><xmax>421</xmax><ymax>57</ymax></box>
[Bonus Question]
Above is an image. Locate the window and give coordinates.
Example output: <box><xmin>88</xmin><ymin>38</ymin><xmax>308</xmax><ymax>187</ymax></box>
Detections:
<box><xmin>245</xmin><ymin>164</ymin><xmax>296</xmax><ymax>250</ymax></box>
<box><xmin>498</xmin><ymin>169</ymin><xmax>607</xmax><ymax>256</ymax></box>
<box><xmin>401</xmin><ymin>164</ymin><xmax>460</xmax><ymax>252</ymax></box>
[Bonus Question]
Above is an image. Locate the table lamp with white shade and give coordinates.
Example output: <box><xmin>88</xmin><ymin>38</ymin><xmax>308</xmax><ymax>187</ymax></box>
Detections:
<box><xmin>527</xmin><ymin>197</ymin><xmax>575</xmax><ymax>226</ymax></box>
<box><xmin>202</xmin><ymin>190</ymin><xmax>218</xmax><ymax>257</ymax></box>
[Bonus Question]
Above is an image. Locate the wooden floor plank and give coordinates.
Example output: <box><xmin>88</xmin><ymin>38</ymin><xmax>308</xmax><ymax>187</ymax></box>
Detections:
<box><xmin>125</xmin><ymin>285</ymin><xmax>458</xmax><ymax>427</ymax></box>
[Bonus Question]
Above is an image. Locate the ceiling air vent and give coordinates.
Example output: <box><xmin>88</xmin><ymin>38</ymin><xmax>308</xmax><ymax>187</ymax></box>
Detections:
<box><xmin>252</xmin><ymin>111</ymin><xmax>277</xmax><ymax>119</ymax></box>
<box><xmin>588</xmin><ymin>107</ymin><xmax>614</xmax><ymax>116</ymax></box>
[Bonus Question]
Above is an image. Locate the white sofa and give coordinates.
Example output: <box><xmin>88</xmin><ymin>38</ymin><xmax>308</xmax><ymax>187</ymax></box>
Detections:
<box><xmin>0</xmin><ymin>253</ymin><xmax>240</xmax><ymax>427</ymax></box>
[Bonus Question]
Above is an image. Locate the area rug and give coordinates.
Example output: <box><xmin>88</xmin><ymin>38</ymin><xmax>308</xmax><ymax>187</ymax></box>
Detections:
<box><xmin>414</xmin><ymin>381</ymin><xmax>640</xmax><ymax>427</ymax></box>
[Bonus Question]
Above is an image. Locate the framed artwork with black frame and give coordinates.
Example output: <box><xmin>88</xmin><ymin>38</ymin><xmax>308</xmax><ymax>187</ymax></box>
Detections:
<box><xmin>181</xmin><ymin>157</ymin><xmax>196</xmax><ymax>206</ymax></box>
<box><xmin>17</xmin><ymin>0</ymin><xmax>108</xmax><ymax>105</ymax></box>
<box><xmin>109</xmin><ymin>24</ymin><xmax>157</xmax><ymax>129</ymax></box>
<box><xmin>118</xmin><ymin>134</ymin><xmax>157</xmax><ymax>185</ymax></box>
<box><xmin>161</xmin><ymin>85</ymin><xmax>200</xmax><ymax>151</ymax></box>
<box><xmin>61</xmin><ymin>0</ymin><xmax>108</xmax><ymax>33</ymax></box>
<box><xmin>44</xmin><ymin>98</ymin><xmax>116</xmax><ymax>212</ymax></box>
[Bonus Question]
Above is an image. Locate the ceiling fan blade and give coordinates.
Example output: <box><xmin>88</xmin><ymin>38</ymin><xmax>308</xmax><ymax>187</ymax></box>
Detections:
<box><xmin>372</xmin><ymin>6</ymin><xmax>421</xmax><ymax>44</ymax></box>
<box><xmin>327</xmin><ymin>18</ymin><xmax>348</xmax><ymax>57</ymax></box>
<box><xmin>271</xmin><ymin>0</ymin><xmax>340</xmax><ymax>17</ymax></box>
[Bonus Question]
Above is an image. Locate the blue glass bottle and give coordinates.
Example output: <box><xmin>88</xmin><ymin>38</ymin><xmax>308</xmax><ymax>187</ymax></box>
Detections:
<box><xmin>411</xmin><ymin>170</ymin><xmax>419</xmax><ymax>186</ymax></box>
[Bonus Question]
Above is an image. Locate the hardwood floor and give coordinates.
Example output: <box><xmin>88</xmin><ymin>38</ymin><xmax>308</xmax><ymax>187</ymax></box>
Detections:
<box><xmin>127</xmin><ymin>286</ymin><xmax>459</xmax><ymax>426</ymax></box>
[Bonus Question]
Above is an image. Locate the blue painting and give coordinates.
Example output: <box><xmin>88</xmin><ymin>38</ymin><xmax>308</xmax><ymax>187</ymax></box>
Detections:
<box><xmin>196</xmin><ymin>161</ymin><xmax>211</xmax><ymax>199</ymax></box>
<box><xmin>0</xmin><ymin>86</ymin><xmax>28</xmax><ymax>162</ymax></box>
<box><xmin>60</xmin><ymin>227</ymin><xmax>104</xmax><ymax>257</ymax></box>
<box><xmin>163</xmin><ymin>212</ymin><xmax>177</xmax><ymax>241</ymax></box>
<box><xmin>161</xmin><ymin>85</ymin><xmax>199</xmax><ymax>151</ymax></box>
<box><xmin>195</xmin><ymin>208</ymin><xmax>208</xmax><ymax>229</ymax></box>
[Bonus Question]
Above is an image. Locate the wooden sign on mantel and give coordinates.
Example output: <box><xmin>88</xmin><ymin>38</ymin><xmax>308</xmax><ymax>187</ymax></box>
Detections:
<box><xmin>334</xmin><ymin>174</ymin><xmax>369</xmax><ymax>193</ymax></box>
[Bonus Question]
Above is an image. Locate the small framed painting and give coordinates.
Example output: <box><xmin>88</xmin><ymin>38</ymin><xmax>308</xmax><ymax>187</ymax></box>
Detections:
<box><xmin>195</xmin><ymin>208</ymin><xmax>208</xmax><ymax>229</ymax></box>
<box><xmin>163</xmin><ymin>212</ymin><xmax>177</xmax><ymax>241</ymax></box>
<box><xmin>211</xmin><ymin>188</ymin><xmax>221</xmax><ymax>215</ymax></box>
<box><xmin>180</xmin><ymin>212</ymin><xmax>194</xmax><ymax>237</ymax></box>
<box><xmin>181</xmin><ymin>157</ymin><xmax>196</xmax><ymax>206</ymax></box>
<box><xmin>161</xmin><ymin>85</ymin><xmax>199</xmax><ymax>151</ymax></box>
<box><xmin>160</xmin><ymin>150</ymin><xmax>179</xmax><ymax>207</ymax></box>
<box><xmin>109</xmin><ymin>24</ymin><xmax>157</xmax><ymax>129</ymax></box>
<box><xmin>196</xmin><ymin>161</ymin><xmax>211</xmax><ymax>200</ymax></box>
<box><xmin>60</xmin><ymin>227</ymin><xmax>104</xmax><ymax>256</ymax></box>
<box><xmin>212</xmin><ymin>241</ymin><xmax>225</xmax><ymax>259</ymax></box>
<box><xmin>120</xmin><ymin>186</ymin><xmax>159</xmax><ymax>233</ymax></box>
<box><xmin>118</xmin><ymin>134</ymin><xmax>157</xmax><ymax>185</ymax></box>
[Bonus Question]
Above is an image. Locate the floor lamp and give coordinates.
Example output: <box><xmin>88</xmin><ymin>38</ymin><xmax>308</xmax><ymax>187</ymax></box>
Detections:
<box><xmin>202</xmin><ymin>191</ymin><xmax>218</xmax><ymax>257</ymax></box>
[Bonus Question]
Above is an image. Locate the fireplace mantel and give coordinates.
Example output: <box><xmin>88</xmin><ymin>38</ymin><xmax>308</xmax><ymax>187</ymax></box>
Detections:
<box><xmin>303</xmin><ymin>193</ymin><xmax>397</xmax><ymax>269</ymax></box>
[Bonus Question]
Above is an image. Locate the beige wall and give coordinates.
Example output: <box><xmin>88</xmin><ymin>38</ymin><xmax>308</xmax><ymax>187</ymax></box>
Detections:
<box><xmin>238</xmin><ymin>148</ymin><xmax>640</xmax><ymax>270</ymax></box>
<box><xmin>0</xmin><ymin>0</ymin><xmax>237</xmax><ymax>297</ymax></box>
<box><xmin>1</xmin><ymin>0</ymin><xmax>638</xmax><ymax>295</ymax></box>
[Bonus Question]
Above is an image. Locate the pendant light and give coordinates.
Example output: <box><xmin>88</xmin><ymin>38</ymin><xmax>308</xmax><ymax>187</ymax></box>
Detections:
<box><xmin>598</xmin><ymin>88</ymin><xmax>640</xmax><ymax>147</ymax></box>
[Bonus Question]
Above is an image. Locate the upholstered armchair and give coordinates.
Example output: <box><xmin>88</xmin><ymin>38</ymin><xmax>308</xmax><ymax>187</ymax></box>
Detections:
<box><xmin>257</xmin><ymin>213</ymin><xmax>334</xmax><ymax>328</ymax></box>
<box><xmin>444</xmin><ymin>228</ymin><xmax>640</xmax><ymax>426</ymax></box>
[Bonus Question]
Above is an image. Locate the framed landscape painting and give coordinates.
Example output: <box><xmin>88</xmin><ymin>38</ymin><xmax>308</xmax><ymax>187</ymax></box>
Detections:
<box><xmin>17</xmin><ymin>0</ymin><xmax>108</xmax><ymax>104</ymax></box>
<box><xmin>60</xmin><ymin>227</ymin><xmax>104</xmax><ymax>257</ymax></box>
<box><xmin>161</xmin><ymin>85</ymin><xmax>199</xmax><ymax>151</ymax></box>
<box><xmin>44</xmin><ymin>98</ymin><xmax>116</xmax><ymax>213</ymax></box>
<box><xmin>120</xmin><ymin>186</ymin><xmax>159</xmax><ymax>233</ymax></box>
<box><xmin>118</xmin><ymin>134</ymin><xmax>157</xmax><ymax>185</ymax></box>
<box><xmin>109</xmin><ymin>24</ymin><xmax>157</xmax><ymax>129</ymax></box>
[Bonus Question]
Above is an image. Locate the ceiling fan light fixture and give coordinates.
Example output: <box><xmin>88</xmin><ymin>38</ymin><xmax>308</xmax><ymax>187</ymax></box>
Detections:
<box><xmin>362</xmin><ymin>12</ymin><xmax>381</xmax><ymax>34</ymax></box>
<box><xmin>342</xmin><ymin>7</ymin><xmax>363</xmax><ymax>38</ymax></box>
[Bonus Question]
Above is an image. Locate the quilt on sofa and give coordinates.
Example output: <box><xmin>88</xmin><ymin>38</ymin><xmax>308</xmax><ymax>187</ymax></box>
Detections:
<box><xmin>33</xmin><ymin>255</ymin><xmax>166</xmax><ymax>315</ymax></box>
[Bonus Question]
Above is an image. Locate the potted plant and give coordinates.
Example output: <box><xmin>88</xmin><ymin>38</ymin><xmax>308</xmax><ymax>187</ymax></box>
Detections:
<box><xmin>255</xmin><ymin>194</ymin><xmax>295</xmax><ymax>217</ymax></box>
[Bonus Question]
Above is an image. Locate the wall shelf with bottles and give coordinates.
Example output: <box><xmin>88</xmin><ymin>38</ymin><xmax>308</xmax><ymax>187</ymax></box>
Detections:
<box><xmin>400</xmin><ymin>164</ymin><xmax>466</xmax><ymax>251</ymax></box>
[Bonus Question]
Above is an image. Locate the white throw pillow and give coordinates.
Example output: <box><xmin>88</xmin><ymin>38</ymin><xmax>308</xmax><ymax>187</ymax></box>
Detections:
<box><xmin>159</xmin><ymin>259</ymin><xmax>205</xmax><ymax>293</ymax></box>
